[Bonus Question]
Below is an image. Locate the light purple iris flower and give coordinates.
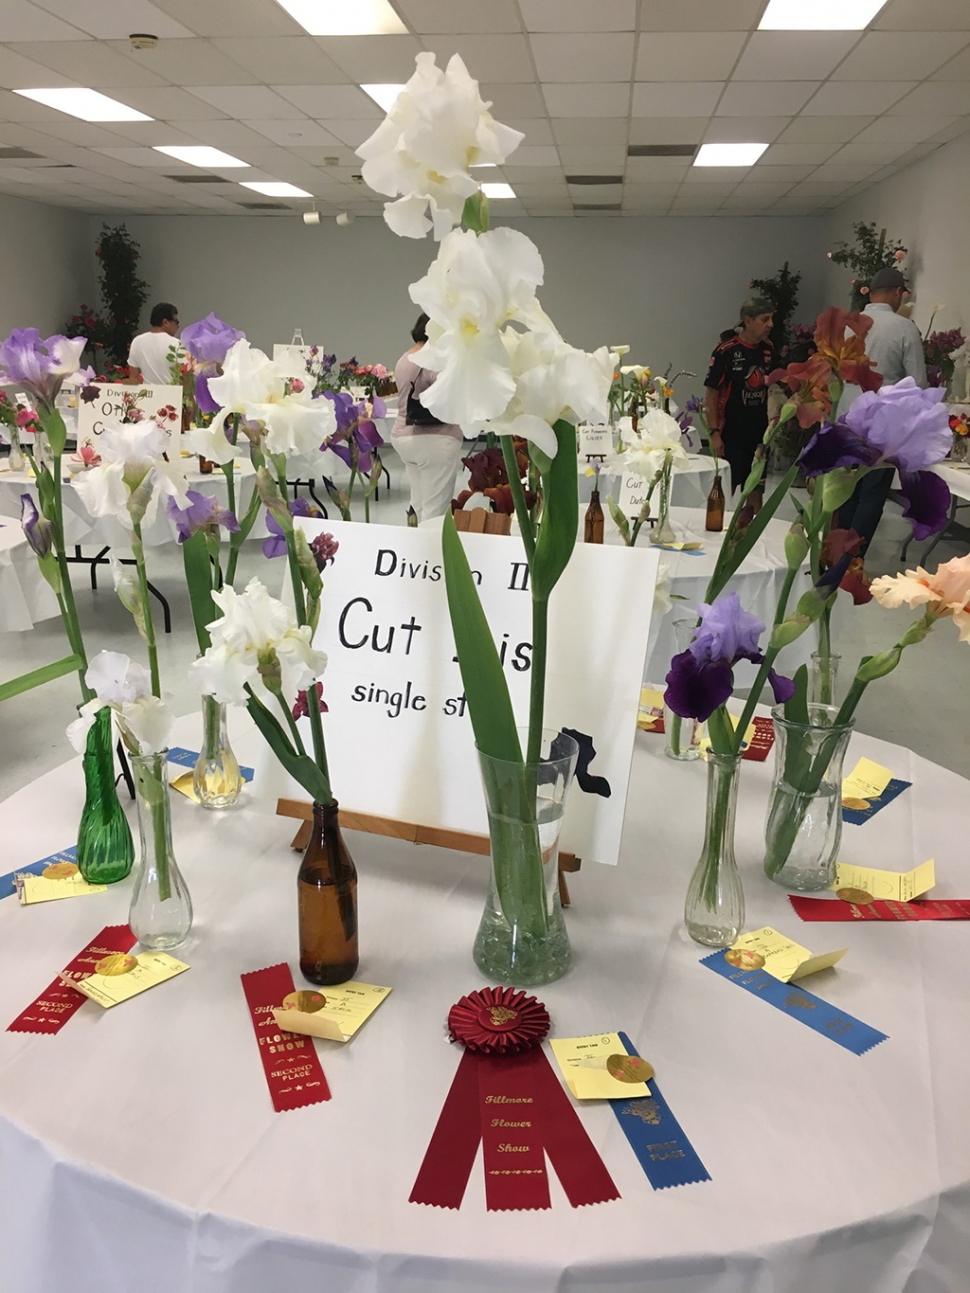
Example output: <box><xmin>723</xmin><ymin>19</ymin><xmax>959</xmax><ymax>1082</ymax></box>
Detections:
<box><xmin>0</xmin><ymin>329</ymin><xmax>87</xmax><ymax>411</ymax></box>
<box><xmin>180</xmin><ymin>314</ymin><xmax>245</xmax><ymax>365</ymax></box>
<box><xmin>261</xmin><ymin>495</ymin><xmax>317</xmax><ymax>559</ymax></box>
<box><xmin>665</xmin><ymin>592</ymin><xmax>794</xmax><ymax>722</ymax></box>
<box><xmin>166</xmin><ymin>490</ymin><xmax>239</xmax><ymax>544</ymax></box>
<box><xmin>20</xmin><ymin>492</ymin><xmax>52</xmax><ymax>559</ymax></box>
<box><xmin>322</xmin><ymin>391</ymin><xmax>386</xmax><ymax>473</ymax></box>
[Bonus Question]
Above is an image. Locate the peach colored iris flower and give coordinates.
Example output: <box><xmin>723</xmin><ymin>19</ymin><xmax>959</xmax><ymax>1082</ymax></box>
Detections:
<box><xmin>870</xmin><ymin>553</ymin><xmax>970</xmax><ymax>641</ymax></box>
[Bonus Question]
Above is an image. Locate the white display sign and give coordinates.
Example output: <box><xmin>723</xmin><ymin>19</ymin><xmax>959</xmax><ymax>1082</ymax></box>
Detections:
<box><xmin>617</xmin><ymin>469</ymin><xmax>651</xmax><ymax>520</ymax></box>
<box><xmin>577</xmin><ymin>423</ymin><xmax>612</xmax><ymax>459</ymax></box>
<box><xmin>296</xmin><ymin>517</ymin><xmax>659</xmax><ymax>865</ymax></box>
<box><xmin>77</xmin><ymin>383</ymin><xmax>183</xmax><ymax>448</ymax></box>
<box><xmin>273</xmin><ymin>344</ymin><xmax>313</xmax><ymax>370</ymax></box>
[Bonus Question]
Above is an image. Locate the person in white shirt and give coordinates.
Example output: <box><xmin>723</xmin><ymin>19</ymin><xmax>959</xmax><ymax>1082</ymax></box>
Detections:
<box><xmin>391</xmin><ymin>313</ymin><xmax>464</xmax><ymax>523</ymax></box>
<box><xmin>837</xmin><ymin>267</ymin><xmax>927</xmax><ymax>553</ymax></box>
<box><xmin>127</xmin><ymin>302</ymin><xmax>183</xmax><ymax>385</ymax></box>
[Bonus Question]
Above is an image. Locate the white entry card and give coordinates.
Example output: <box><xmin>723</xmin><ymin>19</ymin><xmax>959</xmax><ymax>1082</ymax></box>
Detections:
<box><xmin>617</xmin><ymin>470</ymin><xmax>650</xmax><ymax>520</ymax></box>
<box><xmin>577</xmin><ymin>423</ymin><xmax>612</xmax><ymax>459</ymax></box>
<box><xmin>77</xmin><ymin>384</ymin><xmax>183</xmax><ymax>449</ymax></box>
<box><xmin>296</xmin><ymin>518</ymin><xmax>659</xmax><ymax>865</ymax></box>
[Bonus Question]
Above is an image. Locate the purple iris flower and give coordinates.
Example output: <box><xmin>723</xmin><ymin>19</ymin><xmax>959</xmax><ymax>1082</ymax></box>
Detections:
<box><xmin>0</xmin><ymin>328</ymin><xmax>87</xmax><ymax>411</ymax></box>
<box><xmin>322</xmin><ymin>390</ymin><xmax>385</xmax><ymax>473</ymax></box>
<box><xmin>799</xmin><ymin>379</ymin><xmax>952</xmax><ymax>540</ymax></box>
<box><xmin>166</xmin><ymin>490</ymin><xmax>239</xmax><ymax>544</ymax></box>
<box><xmin>261</xmin><ymin>495</ymin><xmax>317</xmax><ymax>559</ymax></box>
<box><xmin>195</xmin><ymin>371</ymin><xmax>220</xmax><ymax>415</ymax></box>
<box><xmin>180</xmin><ymin>313</ymin><xmax>244</xmax><ymax>365</ymax></box>
<box><xmin>20</xmin><ymin>492</ymin><xmax>52</xmax><ymax>559</ymax></box>
<box><xmin>664</xmin><ymin>592</ymin><xmax>795</xmax><ymax>722</ymax></box>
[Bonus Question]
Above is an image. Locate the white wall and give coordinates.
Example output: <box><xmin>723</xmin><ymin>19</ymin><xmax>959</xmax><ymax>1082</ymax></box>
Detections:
<box><xmin>114</xmin><ymin>211</ymin><xmax>830</xmax><ymax>402</ymax></box>
<box><xmin>0</xmin><ymin>192</ymin><xmax>93</xmax><ymax>340</ymax></box>
<box><xmin>825</xmin><ymin>132</ymin><xmax>970</xmax><ymax>336</ymax></box>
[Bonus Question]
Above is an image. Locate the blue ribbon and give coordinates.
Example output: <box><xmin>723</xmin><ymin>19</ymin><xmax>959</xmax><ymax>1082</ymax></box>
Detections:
<box><xmin>842</xmin><ymin>777</ymin><xmax>910</xmax><ymax>825</ymax></box>
<box><xmin>0</xmin><ymin>846</ymin><xmax>77</xmax><ymax>901</ymax></box>
<box><xmin>608</xmin><ymin>1032</ymin><xmax>711</xmax><ymax>1189</ymax></box>
<box><xmin>701</xmin><ymin>952</ymin><xmax>888</xmax><ymax>1055</ymax></box>
<box><xmin>167</xmin><ymin>747</ymin><xmax>254</xmax><ymax>781</ymax></box>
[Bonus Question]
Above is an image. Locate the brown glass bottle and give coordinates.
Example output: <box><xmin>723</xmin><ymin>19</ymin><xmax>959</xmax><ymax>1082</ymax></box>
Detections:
<box><xmin>298</xmin><ymin>799</ymin><xmax>359</xmax><ymax>985</ymax></box>
<box><xmin>584</xmin><ymin>489</ymin><xmax>604</xmax><ymax>543</ymax></box>
<box><xmin>198</xmin><ymin>455</ymin><xmax>214</xmax><ymax>474</ymax></box>
<box><xmin>705</xmin><ymin>474</ymin><xmax>725</xmax><ymax>532</ymax></box>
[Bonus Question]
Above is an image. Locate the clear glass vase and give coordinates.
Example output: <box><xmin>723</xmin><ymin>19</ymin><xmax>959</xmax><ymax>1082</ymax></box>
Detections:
<box><xmin>193</xmin><ymin>695</ymin><xmax>242</xmax><ymax>809</ymax></box>
<box><xmin>473</xmin><ymin>728</ymin><xmax>578</xmax><ymax>987</ymax></box>
<box><xmin>763</xmin><ymin>704</ymin><xmax>855</xmax><ymax>891</ymax></box>
<box><xmin>809</xmin><ymin>651</ymin><xmax>841</xmax><ymax>707</ymax></box>
<box><xmin>666</xmin><ymin>617</ymin><xmax>702</xmax><ymax>760</ymax></box>
<box><xmin>684</xmin><ymin>751</ymin><xmax>745</xmax><ymax>947</ymax></box>
<box><xmin>8</xmin><ymin>427</ymin><xmax>24</xmax><ymax>472</ymax></box>
<box><xmin>653</xmin><ymin>457</ymin><xmax>676</xmax><ymax>546</ymax></box>
<box><xmin>129</xmin><ymin>751</ymin><xmax>193</xmax><ymax>950</ymax></box>
<box><xmin>76</xmin><ymin>706</ymin><xmax>134</xmax><ymax>884</ymax></box>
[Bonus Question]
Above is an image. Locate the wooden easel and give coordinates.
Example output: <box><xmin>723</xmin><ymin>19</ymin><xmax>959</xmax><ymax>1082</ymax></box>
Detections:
<box><xmin>276</xmin><ymin>799</ymin><xmax>582</xmax><ymax>907</ymax></box>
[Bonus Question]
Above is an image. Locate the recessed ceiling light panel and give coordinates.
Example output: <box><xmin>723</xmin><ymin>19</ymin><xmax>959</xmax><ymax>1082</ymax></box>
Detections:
<box><xmin>759</xmin><ymin>0</ymin><xmax>889</xmax><ymax>29</ymax></box>
<box><xmin>694</xmin><ymin>143</ymin><xmax>768</xmax><ymax>167</ymax></box>
<box><xmin>360</xmin><ymin>84</ymin><xmax>406</xmax><ymax>113</ymax></box>
<box><xmin>482</xmin><ymin>183</ymin><xmax>516</xmax><ymax>199</ymax></box>
<box><xmin>154</xmin><ymin>145</ymin><xmax>249</xmax><ymax>168</ymax></box>
<box><xmin>13</xmin><ymin>88</ymin><xmax>152</xmax><ymax>122</ymax></box>
<box><xmin>275</xmin><ymin>0</ymin><xmax>407</xmax><ymax>35</ymax></box>
<box><xmin>240</xmin><ymin>180</ymin><xmax>313</xmax><ymax>198</ymax></box>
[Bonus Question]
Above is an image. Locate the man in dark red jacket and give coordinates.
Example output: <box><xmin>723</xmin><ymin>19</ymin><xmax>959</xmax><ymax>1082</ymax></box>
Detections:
<box><xmin>704</xmin><ymin>296</ymin><xmax>775</xmax><ymax>510</ymax></box>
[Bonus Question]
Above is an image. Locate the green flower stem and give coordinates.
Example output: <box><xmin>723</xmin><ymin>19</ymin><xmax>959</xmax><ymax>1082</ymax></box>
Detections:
<box><xmin>501</xmin><ymin>437</ymin><xmax>536</xmax><ymax>564</ymax></box>
<box><xmin>630</xmin><ymin>475</ymin><xmax>660</xmax><ymax>548</ymax></box>
<box><xmin>202</xmin><ymin>692</ymin><xmax>221</xmax><ymax>761</ymax></box>
<box><xmin>698</xmin><ymin>754</ymin><xmax>738</xmax><ymax>912</ymax></box>
<box><xmin>668</xmin><ymin>712</ymin><xmax>687</xmax><ymax>756</ymax></box>
<box><xmin>527</xmin><ymin>597</ymin><xmax>548</xmax><ymax>767</ymax></box>
<box><xmin>131</xmin><ymin>522</ymin><xmax>160</xmax><ymax>698</ymax></box>
<box><xmin>135</xmin><ymin>757</ymin><xmax>171</xmax><ymax>903</ymax></box>
<box><xmin>706</xmin><ymin>703</ymin><xmax>736</xmax><ymax>758</ymax></box>
<box><xmin>817</xmin><ymin>606</ymin><xmax>834</xmax><ymax>703</ymax></box>
<box><xmin>50</xmin><ymin>453</ymin><xmax>92</xmax><ymax>701</ymax></box>
<box><xmin>276</xmin><ymin>691</ymin><xmax>308</xmax><ymax>758</ymax></box>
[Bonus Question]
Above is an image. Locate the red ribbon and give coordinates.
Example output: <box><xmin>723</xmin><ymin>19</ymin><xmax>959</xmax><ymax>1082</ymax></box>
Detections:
<box><xmin>8</xmin><ymin>924</ymin><xmax>136</xmax><ymax>1034</ymax></box>
<box><xmin>791</xmin><ymin>896</ymin><xmax>970</xmax><ymax>922</ymax></box>
<box><xmin>241</xmin><ymin>963</ymin><xmax>331</xmax><ymax>1112</ymax></box>
<box><xmin>410</xmin><ymin>987</ymin><xmax>619</xmax><ymax>1211</ymax></box>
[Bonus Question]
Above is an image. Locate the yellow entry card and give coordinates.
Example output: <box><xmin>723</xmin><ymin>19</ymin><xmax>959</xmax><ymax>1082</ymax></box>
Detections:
<box><xmin>728</xmin><ymin>927</ymin><xmax>847</xmax><ymax>984</ymax></box>
<box><xmin>18</xmin><ymin>864</ymin><xmax>106</xmax><ymax>904</ymax></box>
<box><xmin>549</xmin><ymin>1032</ymin><xmax>651</xmax><ymax>1100</ymax></box>
<box><xmin>637</xmin><ymin>687</ymin><xmax>665</xmax><ymax>732</ymax></box>
<box><xmin>66</xmin><ymin>951</ymin><xmax>189</xmax><ymax>1008</ymax></box>
<box><xmin>832</xmin><ymin>858</ymin><xmax>935</xmax><ymax>902</ymax></box>
<box><xmin>843</xmin><ymin>757</ymin><xmax>893</xmax><ymax>802</ymax></box>
<box><xmin>653</xmin><ymin>540</ymin><xmax>703</xmax><ymax>551</ymax></box>
<box><xmin>273</xmin><ymin>981</ymin><xmax>391</xmax><ymax>1043</ymax></box>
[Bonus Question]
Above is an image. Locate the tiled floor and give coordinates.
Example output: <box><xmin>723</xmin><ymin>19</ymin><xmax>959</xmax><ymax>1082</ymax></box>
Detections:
<box><xmin>0</xmin><ymin>450</ymin><xmax>966</xmax><ymax>801</ymax></box>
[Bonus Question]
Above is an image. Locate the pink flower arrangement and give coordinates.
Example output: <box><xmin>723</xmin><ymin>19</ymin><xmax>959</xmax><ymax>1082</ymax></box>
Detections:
<box><xmin>870</xmin><ymin>554</ymin><xmax>970</xmax><ymax>642</ymax></box>
<box><xmin>70</xmin><ymin>444</ymin><xmax>102</xmax><ymax>469</ymax></box>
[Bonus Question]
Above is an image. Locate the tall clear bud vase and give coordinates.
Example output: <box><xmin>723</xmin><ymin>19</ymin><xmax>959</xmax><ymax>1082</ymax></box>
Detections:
<box><xmin>129</xmin><ymin>751</ymin><xmax>193</xmax><ymax>950</ymax></box>
<box><xmin>684</xmin><ymin>750</ymin><xmax>745</xmax><ymax>947</ymax></box>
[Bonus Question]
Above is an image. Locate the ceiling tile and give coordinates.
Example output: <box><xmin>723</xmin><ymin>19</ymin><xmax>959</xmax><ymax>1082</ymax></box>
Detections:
<box><xmin>187</xmin><ymin>85</ymin><xmax>306</xmax><ymax>118</ymax></box>
<box><xmin>0</xmin><ymin>2</ymin><xmax>90</xmax><ymax>41</ymax></box>
<box><xmin>629</xmin><ymin>116</ymin><xmax>708</xmax><ymax>143</ymax></box>
<box><xmin>521</xmin><ymin>0</ymin><xmax>635</xmax><ymax>30</ymax></box>
<box><xmin>315</xmin><ymin>35</ymin><xmax>425</xmax><ymax>82</ymax></box>
<box><xmin>778</xmin><ymin>115</ymin><xmax>874</xmax><ymax>142</ymax></box>
<box><xmin>812</xmin><ymin>161</ymin><xmax>882</xmax><ymax>180</ymax></box>
<box><xmin>732</xmin><ymin>32</ymin><xmax>859</xmax><ymax>81</ymax></box>
<box><xmin>730</xmin><ymin>180</ymin><xmax>798</xmax><ymax>198</ymax></box>
<box><xmin>149</xmin><ymin>0</ymin><xmax>304</xmax><ymax>37</ymax></box>
<box><xmin>286</xmin><ymin>145</ymin><xmax>354</xmax><ymax>165</ymax></box>
<box><xmin>530</xmin><ymin>34</ymin><xmax>634</xmax><ymax>82</ymax></box>
<box><xmin>94</xmin><ymin>120</ymin><xmax>203</xmax><ymax>144</ymax></box>
<box><xmin>9</xmin><ymin>40</ymin><xmax>167</xmax><ymax>87</ymax></box>
<box><xmin>104</xmin><ymin>38</ymin><xmax>258</xmax><ymax>85</ymax></box>
<box><xmin>827</xmin><ymin>140</ymin><xmax>923</xmax><ymax>164</ymax></box>
<box><xmin>421</xmin><ymin>35</ymin><xmax>536</xmax><ymax>82</ymax></box>
<box><xmin>161</xmin><ymin>118</ymin><xmax>268</xmax><ymax>147</ymax></box>
<box><xmin>0</xmin><ymin>45</ymin><xmax>76</xmax><ymax>90</ymax></box>
<box><xmin>479</xmin><ymin>83</ymin><xmax>548</xmax><ymax>117</ymax></box>
<box><xmin>761</xmin><ymin>141</ymin><xmax>842</xmax><ymax>164</ymax></box>
<box><xmin>637</xmin><ymin>0</ymin><xmax>763</xmax><ymax>30</ymax></box>
<box><xmin>748</xmin><ymin>163</ymin><xmax>817</xmax><ymax>181</ymax></box>
<box><xmin>632</xmin><ymin>83</ymin><xmax>723</xmax><ymax>117</ymax></box>
<box><xmin>703</xmin><ymin>116</ymin><xmax>791</xmax><ymax>142</ymax></box>
<box><xmin>317</xmin><ymin>119</ymin><xmax>380</xmax><ymax>147</ymax></box>
<box><xmin>932</xmin><ymin>47</ymin><xmax>970</xmax><ymax>80</ymax></box>
<box><xmin>832</xmin><ymin>32</ymin><xmax>965</xmax><ymax>80</ymax></box>
<box><xmin>0</xmin><ymin>89</ymin><xmax>73</xmax><ymax>123</ymax></box>
<box><xmin>100</xmin><ymin>87</ymin><xmax>230</xmax><ymax>120</ymax></box>
<box><xmin>676</xmin><ymin>178</ymin><xmax>739</xmax><ymax>195</ymax></box>
<box><xmin>558</xmin><ymin>144</ymin><xmax>626</xmax><ymax>169</ymax></box>
<box><xmin>681</xmin><ymin>167</ymin><xmax>746</xmax><ymax>186</ymax></box>
<box><xmin>269</xmin><ymin>84</ymin><xmax>380</xmax><ymax>117</ymax></box>
<box><xmin>624</xmin><ymin>155</ymin><xmax>690</xmax><ymax>179</ymax></box>
<box><xmin>211</xmin><ymin>37</ymin><xmax>349</xmax><ymax>84</ymax></box>
<box><xmin>634</xmin><ymin>32</ymin><xmax>746</xmax><ymax>81</ymax></box>
<box><xmin>803</xmin><ymin>81</ymin><xmax>916</xmax><ymax>115</ymax></box>
<box><xmin>507</xmin><ymin>117</ymin><xmax>555</xmax><ymax>143</ymax></box>
<box><xmin>567</xmin><ymin>182</ymin><xmax>624</xmax><ymax>200</ymax></box>
<box><xmin>874</xmin><ymin>0</ymin><xmax>970</xmax><ymax>29</ymax></box>
<box><xmin>30</xmin><ymin>0</ymin><xmax>193</xmax><ymax>39</ymax></box>
<box><xmin>543</xmin><ymin>82</ymin><xmax>629</xmax><ymax>117</ymax></box>
<box><xmin>888</xmin><ymin>82</ymin><xmax>970</xmax><ymax>113</ymax></box>
<box><xmin>857</xmin><ymin>116</ymin><xmax>959</xmax><ymax>144</ymax></box>
<box><xmin>552</xmin><ymin>117</ymin><xmax>629</xmax><ymax>144</ymax></box>
<box><xmin>395</xmin><ymin>0</ymin><xmax>522</xmax><ymax>33</ymax></box>
<box><xmin>717</xmin><ymin>82</ymin><xmax>819</xmax><ymax>116</ymax></box>
<box><xmin>243</xmin><ymin>118</ymin><xmax>341</xmax><ymax>147</ymax></box>
<box><xmin>501</xmin><ymin>144</ymin><xmax>557</xmax><ymax>166</ymax></box>
<box><xmin>13</xmin><ymin>119</ymin><xmax>138</xmax><ymax>147</ymax></box>
<box><xmin>94</xmin><ymin>145</ymin><xmax>184</xmax><ymax>167</ymax></box>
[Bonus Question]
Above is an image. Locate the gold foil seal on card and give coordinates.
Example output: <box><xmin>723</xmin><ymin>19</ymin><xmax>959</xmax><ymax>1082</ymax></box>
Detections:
<box><xmin>282</xmin><ymin>990</ymin><xmax>327</xmax><ymax>1014</ymax></box>
<box><xmin>725</xmin><ymin>948</ymin><xmax>766</xmax><ymax>969</ymax></box>
<box><xmin>837</xmin><ymin>887</ymin><xmax>874</xmax><ymax>905</ymax></box>
<box><xmin>42</xmin><ymin>862</ymin><xmax>79</xmax><ymax>880</ymax></box>
<box><xmin>841</xmin><ymin>797</ymin><xmax>871</xmax><ymax>811</ymax></box>
<box><xmin>94</xmin><ymin>953</ymin><xmax>138</xmax><ymax>976</ymax></box>
<box><xmin>607</xmin><ymin>1053</ymin><xmax>654</xmax><ymax>1084</ymax></box>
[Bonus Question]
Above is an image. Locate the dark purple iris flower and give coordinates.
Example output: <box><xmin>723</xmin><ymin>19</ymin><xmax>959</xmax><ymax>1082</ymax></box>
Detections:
<box><xmin>664</xmin><ymin>592</ymin><xmax>795</xmax><ymax>722</ymax></box>
<box><xmin>166</xmin><ymin>490</ymin><xmax>239</xmax><ymax>544</ymax></box>
<box><xmin>20</xmin><ymin>492</ymin><xmax>52</xmax><ymax>559</ymax></box>
<box><xmin>799</xmin><ymin>378</ymin><xmax>952</xmax><ymax>540</ymax></box>
<box><xmin>261</xmin><ymin>495</ymin><xmax>318</xmax><ymax>559</ymax></box>
<box><xmin>322</xmin><ymin>390</ymin><xmax>386</xmax><ymax>473</ymax></box>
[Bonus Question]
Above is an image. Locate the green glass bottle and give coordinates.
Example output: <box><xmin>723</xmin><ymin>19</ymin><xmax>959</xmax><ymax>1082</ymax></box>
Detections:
<box><xmin>76</xmin><ymin>706</ymin><xmax>135</xmax><ymax>884</ymax></box>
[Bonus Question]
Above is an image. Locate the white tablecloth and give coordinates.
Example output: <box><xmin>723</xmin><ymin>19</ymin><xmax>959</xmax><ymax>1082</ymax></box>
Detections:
<box><xmin>579</xmin><ymin>455</ymin><xmax>717</xmax><ymax>509</ymax></box>
<box><xmin>0</xmin><ymin>709</ymin><xmax>967</xmax><ymax>1292</ymax></box>
<box><xmin>0</xmin><ymin>516</ymin><xmax>59</xmax><ymax>632</ymax></box>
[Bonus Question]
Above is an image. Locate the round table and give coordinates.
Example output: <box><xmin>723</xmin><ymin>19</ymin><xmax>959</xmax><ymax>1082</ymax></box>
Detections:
<box><xmin>0</xmin><ymin>709</ymin><xmax>965</xmax><ymax>1292</ymax></box>
<box><xmin>579</xmin><ymin>455</ymin><xmax>717</xmax><ymax>509</ymax></box>
<box><xmin>0</xmin><ymin>515</ymin><xmax>59</xmax><ymax>632</ymax></box>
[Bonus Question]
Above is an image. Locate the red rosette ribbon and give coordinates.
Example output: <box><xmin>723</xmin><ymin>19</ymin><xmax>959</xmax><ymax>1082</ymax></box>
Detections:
<box><xmin>447</xmin><ymin>986</ymin><xmax>550</xmax><ymax>1055</ymax></box>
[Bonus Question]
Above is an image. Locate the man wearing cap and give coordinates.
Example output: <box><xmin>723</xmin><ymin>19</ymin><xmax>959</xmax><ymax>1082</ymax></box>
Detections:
<box><xmin>703</xmin><ymin>296</ymin><xmax>775</xmax><ymax>509</ymax></box>
<box><xmin>837</xmin><ymin>267</ymin><xmax>927</xmax><ymax>551</ymax></box>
